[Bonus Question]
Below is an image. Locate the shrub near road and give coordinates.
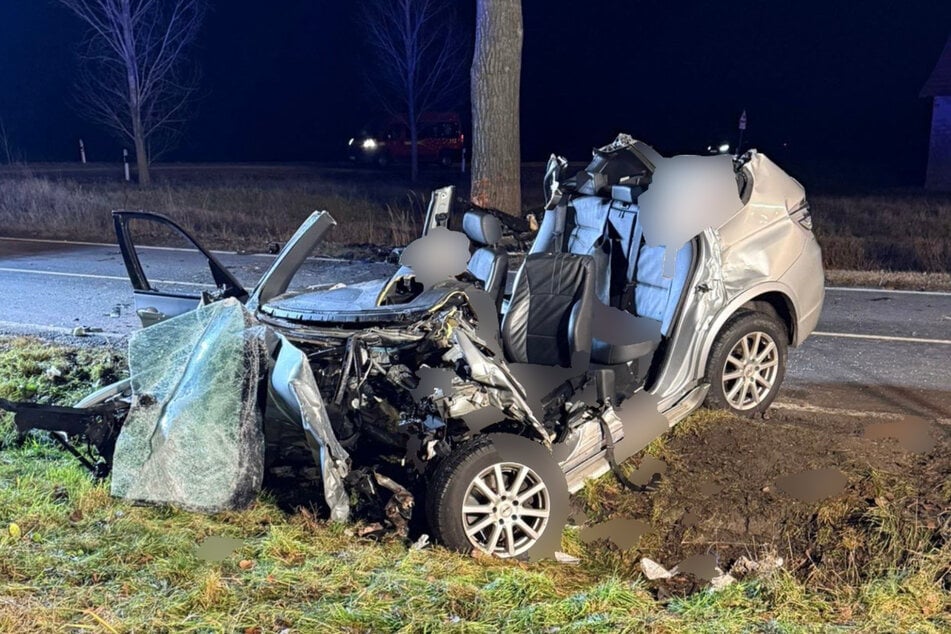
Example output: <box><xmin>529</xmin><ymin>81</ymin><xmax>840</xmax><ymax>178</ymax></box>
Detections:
<box><xmin>1</xmin><ymin>336</ymin><xmax>949</xmax><ymax>632</ymax></box>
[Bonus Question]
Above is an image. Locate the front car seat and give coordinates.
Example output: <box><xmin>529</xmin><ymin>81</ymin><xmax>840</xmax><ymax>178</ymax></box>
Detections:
<box><xmin>462</xmin><ymin>210</ymin><xmax>509</xmax><ymax>309</ymax></box>
<box><xmin>501</xmin><ymin>253</ymin><xmax>594</xmax><ymax>368</ymax></box>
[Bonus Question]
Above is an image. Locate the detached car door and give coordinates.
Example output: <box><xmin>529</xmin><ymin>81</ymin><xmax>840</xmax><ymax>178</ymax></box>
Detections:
<box><xmin>113</xmin><ymin>211</ymin><xmax>248</xmax><ymax>327</ymax></box>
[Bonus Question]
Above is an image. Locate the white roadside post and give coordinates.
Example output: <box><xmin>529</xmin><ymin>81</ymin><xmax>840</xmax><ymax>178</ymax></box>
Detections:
<box><xmin>123</xmin><ymin>149</ymin><xmax>130</xmax><ymax>182</ymax></box>
<box><xmin>79</xmin><ymin>139</ymin><xmax>86</xmax><ymax>164</ymax></box>
<box><xmin>737</xmin><ymin>110</ymin><xmax>747</xmax><ymax>155</ymax></box>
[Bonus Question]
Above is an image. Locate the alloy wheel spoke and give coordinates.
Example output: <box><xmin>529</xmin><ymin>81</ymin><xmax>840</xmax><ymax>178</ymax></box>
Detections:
<box><xmin>756</xmin><ymin>341</ymin><xmax>776</xmax><ymax>363</ymax></box>
<box><xmin>472</xmin><ymin>477</ymin><xmax>498</xmax><ymax>502</ymax></box>
<box><xmin>493</xmin><ymin>464</ymin><xmax>505</xmax><ymax>495</ymax></box>
<box><xmin>740</xmin><ymin>380</ymin><xmax>753</xmax><ymax>405</ymax></box>
<box><xmin>515</xmin><ymin>519</ymin><xmax>540</xmax><ymax>540</ymax></box>
<box><xmin>462</xmin><ymin>503</ymin><xmax>494</xmax><ymax>515</ymax></box>
<box><xmin>723</xmin><ymin>370</ymin><xmax>744</xmax><ymax>381</ymax></box>
<box><xmin>509</xmin><ymin>465</ymin><xmax>530</xmax><ymax>497</ymax></box>
<box><xmin>486</xmin><ymin>523</ymin><xmax>503</xmax><ymax>552</ymax></box>
<box><xmin>727</xmin><ymin>378</ymin><xmax>745</xmax><ymax>402</ymax></box>
<box><xmin>754</xmin><ymin>373</ymin><xmax>772</xmax><ymax>389</ymax></box>
<box><xmin>504</xmin><ymin>524</ymin><xmax>516</xmax><ymax>556</ymax></box>
<box><xmin>517</xmin><ymin>482</ymin><xmax>546</xmax><ymax>503</ymax></box>
<box><xmin>466</xmin><ymin>514</ymin><xmax>496</xmax><ymax>537</ymax></box>
<box><xmin>516</xmin><ymin>507</ymin><xmax>549</xmax><ymax>518</ymax></box>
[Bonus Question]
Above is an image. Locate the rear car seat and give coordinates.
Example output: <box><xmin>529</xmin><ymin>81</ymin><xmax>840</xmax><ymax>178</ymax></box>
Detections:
<box><xmin>632</xmin><ymin>242</ymin><xmax>693</xmax><ymax>337</ymax></box>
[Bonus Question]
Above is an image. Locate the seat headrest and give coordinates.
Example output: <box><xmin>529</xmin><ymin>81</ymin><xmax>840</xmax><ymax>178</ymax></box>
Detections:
<box><xmin>611</xmin><ymin>184</ymin><xmax>643</xmax><ymax>204</ymax></box>
<box><xmin>462</xmin><ymin>210</ymin><xmax>503</xmax><ymax>246</ymax></box>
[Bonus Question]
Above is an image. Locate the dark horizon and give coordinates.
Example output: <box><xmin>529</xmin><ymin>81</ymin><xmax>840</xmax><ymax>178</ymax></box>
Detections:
<box><xmin>1</xmin><ymin>1</ymin><xmax>949</xmax><ymax>188</ymax></box>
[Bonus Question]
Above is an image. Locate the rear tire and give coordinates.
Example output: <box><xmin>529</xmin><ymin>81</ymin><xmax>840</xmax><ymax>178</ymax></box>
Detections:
<box><xmin>704</xmin><ymin>310</ymin><xmax>787</xmax><ymax>417</ymax></box>
<box><xmin>426</xmin><ymin>434</ymin><xmax>568</xmax><ymax>559</ymax></box>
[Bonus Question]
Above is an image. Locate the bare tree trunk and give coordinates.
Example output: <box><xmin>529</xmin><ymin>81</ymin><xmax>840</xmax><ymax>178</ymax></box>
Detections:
<box><xmin>117</xmin><ymin>0</ymin><xmax>150</xmax><ymax>186</ymax></box>
<box><xmin>471</xmin><ymin>0</ymin><xmax>522</xmax><ymax>215</ymax></box>
<box><xmin>132</xmin><ymin>114</ymin><xmax>150</xmax><ymax>185</ymax></box>
<box><xmin>403</xmin><ymin>0</ymin><xmax>419</xmax><ymax>182</ymax></box>
<box><xmin>409</xmin><ymin>117</ymin><xmax>419</xmax><ymax>182</ymax></box>
<box><xmin>0</xmin><ymin>118</ymin><xmax>13</xmax><ymax>164</ymax></box>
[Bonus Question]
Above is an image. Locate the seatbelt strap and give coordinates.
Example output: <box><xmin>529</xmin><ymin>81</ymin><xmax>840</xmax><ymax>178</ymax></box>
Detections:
<box><xmin>598</xmin><ymin>412</ymin><xmax>648</xmax><ymax>493</ymax></box>
<box><xmin>553</xmin><ymin>199</ymin><xmax>569</xmax><ymax>251</ymax></box>
<box><xmin>621</xmin><ymin>217</ymin><xmax>644</xmax><ymax>312</ymax></box>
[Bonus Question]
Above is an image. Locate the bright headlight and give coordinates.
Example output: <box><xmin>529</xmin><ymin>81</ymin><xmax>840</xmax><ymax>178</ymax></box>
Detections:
<box><xmin>362</xmin><ymin>138</ymin><xmax>378</xmax><ymax>150</ymax></box>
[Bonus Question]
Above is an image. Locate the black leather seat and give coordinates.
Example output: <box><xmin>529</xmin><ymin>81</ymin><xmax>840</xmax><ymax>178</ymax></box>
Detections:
<box><xmin>462</xmin><ymin>210</ymin><xmax>508</xmax><ymax>309</ymax></box>
<box><xmin>501</xmin><ymin>253</ymin><xmax>594</xmax><ymax>368</ymax></box>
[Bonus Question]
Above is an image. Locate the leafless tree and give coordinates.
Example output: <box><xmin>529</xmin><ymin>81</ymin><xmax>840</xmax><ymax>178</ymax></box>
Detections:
<box><xmin>361</xmin><ymin>0</ymin><xmax>469</xmax><ymax>182</ymax></box>
<box><xmin>58</xmin><ymin>0</ymin><xmax>206</xmax><ymax>185</ymax></box>
<box><xmin>0</xmin><ymin>118</ymin><xmax>14</xmax><ymax>164</ymax></box>
<box><xmin>471</xmin><ymin>0</ymin><xmax>522</xmax><ymax>215</ymax></box>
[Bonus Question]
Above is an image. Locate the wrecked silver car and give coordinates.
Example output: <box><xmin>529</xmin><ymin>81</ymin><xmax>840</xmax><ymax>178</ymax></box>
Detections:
<box><xmin>2</xmin><ymin>135</ymin><xmax>824</xmax><ymax>560</ymax></box>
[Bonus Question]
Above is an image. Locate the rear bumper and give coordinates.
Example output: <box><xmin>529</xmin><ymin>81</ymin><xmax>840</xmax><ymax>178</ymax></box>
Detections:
<box><xmin>785</xmin><ymin>236</ymin><xmax>825</xmax><ymax>346</ymax></box>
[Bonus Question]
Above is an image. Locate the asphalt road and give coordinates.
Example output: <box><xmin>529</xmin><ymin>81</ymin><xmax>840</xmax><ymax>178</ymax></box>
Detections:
<box><xmin>0</xmin><ymin>236</ymin><xmax>949</xmax><ymax>402</ymax></box>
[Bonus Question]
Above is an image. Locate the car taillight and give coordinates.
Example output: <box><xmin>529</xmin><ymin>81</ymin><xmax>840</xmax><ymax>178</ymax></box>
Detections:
<box><xmin>798</xmin><ymin>210</ymin><xmax>813</xmax><ymax>230</ymax></box>
<box><xmin>790</xmin><ymin>202</ymin><xmax>813</xmax><ymax>231</ymax></box>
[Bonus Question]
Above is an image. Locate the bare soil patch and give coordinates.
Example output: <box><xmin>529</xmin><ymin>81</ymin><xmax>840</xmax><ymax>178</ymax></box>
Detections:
<box><xmin>581</xmin><ymin>385</ymin><xmax>951</xmax><ymax>594</ymax></box>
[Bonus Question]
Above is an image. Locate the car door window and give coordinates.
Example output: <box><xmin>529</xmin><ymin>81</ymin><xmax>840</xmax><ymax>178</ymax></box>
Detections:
<box><xmin>125</xmin><ymin>217</ymin><xmax>222</xmax><ymax>297</ymax></box>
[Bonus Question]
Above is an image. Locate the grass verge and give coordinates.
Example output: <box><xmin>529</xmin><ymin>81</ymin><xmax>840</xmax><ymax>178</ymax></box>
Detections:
<box><xmin>825</xmin><ymin>269</ymin><xmax>951</xmax><ymax>292</ymax></box>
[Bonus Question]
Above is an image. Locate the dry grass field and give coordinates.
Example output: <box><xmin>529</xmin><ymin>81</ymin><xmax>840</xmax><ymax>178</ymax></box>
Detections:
<box><xmin>0</xmin><ymin>163</ymin><xmax>949</xmax><ymax>277</ymax></box>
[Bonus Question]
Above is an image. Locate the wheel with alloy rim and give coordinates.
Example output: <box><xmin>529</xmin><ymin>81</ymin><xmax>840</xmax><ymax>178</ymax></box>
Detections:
<box><xmin>426</xmin><ymin>434</ymin><xmax>569</xmax><ymax>559</ymax></box>
<box><xmin>704</xmin><ymin>310</ymin><xmax>787</xmax><ymax>416</ymax></box>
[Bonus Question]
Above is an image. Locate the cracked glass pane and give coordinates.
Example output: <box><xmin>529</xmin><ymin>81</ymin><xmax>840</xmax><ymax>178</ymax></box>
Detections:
<box><xmin>110</xmin><ymin>298</ymin><xmax>266</xmax><ymax>512</ymax></box>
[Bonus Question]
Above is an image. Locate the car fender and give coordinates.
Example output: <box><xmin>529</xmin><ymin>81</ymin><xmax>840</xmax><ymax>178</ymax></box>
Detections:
<box><xmin>697</xmin><ymin>281</ymin><xmax>799</xmax><ymax>375</ymax></box>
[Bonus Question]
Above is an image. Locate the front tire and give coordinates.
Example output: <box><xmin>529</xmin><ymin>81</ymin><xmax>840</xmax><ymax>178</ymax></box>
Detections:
<box><xmin>426</xmin><ymin>434</ymin><xmax>568</xmax><ymax>559</ymax></box>
<box><xmin>704</xmin><ymin>310</ymin><xmax>787</xmax><ymax>416</ymax></box>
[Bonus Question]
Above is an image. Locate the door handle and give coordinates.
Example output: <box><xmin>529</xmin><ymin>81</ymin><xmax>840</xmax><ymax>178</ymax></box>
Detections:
<box><xmin>137</xmin><ymin>307</ymin><xmax>168</xmax><ymax>325</ymax></box>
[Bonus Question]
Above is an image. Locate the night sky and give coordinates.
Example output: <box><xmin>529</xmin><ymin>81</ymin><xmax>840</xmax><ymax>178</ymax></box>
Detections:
<box><xmin>1</xmin><ymin>1</ymin><xmax>949</xmax><ymax>187</ymax></box>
